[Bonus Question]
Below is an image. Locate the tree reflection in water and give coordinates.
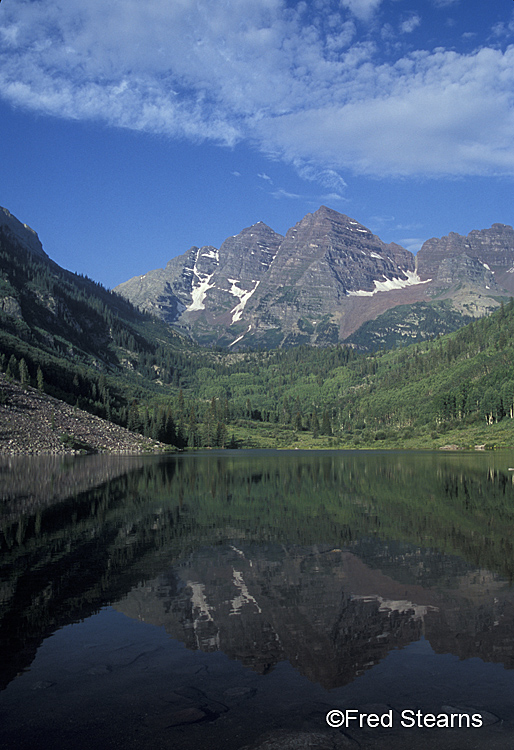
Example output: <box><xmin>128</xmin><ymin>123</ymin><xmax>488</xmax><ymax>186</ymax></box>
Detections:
<box><xmin>1</xmin><ymin>450</ymin><xmax>514</xmax><ymax>749</ymax></box>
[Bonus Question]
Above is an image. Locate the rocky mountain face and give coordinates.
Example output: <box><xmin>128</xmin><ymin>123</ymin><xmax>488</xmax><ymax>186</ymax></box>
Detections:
<box><xmin>417</xmin><ymin>224</ymin><xmax>514</xmax><ymax>290</ymax></box>
<box><xmin>116</xmin><ymin>206</ymin><xmax>514</xmax><ymax>349</ymax></box>
<box><xmin>0</xmin><ymin>206</ymin><xmax>48</xmax><ymax>260</ymax></box>
<box><xmin>115</xmin><ymin>220</ymin><xmax>284</xmax><ymax>344</ymax></box>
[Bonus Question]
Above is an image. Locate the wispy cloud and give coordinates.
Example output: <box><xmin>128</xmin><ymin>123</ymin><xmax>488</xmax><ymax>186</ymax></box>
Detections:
<box><xmin>293</xmin><ymin>163</ymin><xmax>348</xmax><ymax>192</ymax></box>
<box><xmin>492</xmin><ymin>15</ymin><xmax>514</xmax><ymax>38</ymax></box>
<box><xmin>320</xmin><ymin>193</ymin><xmax>347</xmax><ymax>203</ymax></box>
<box><xmin>270</xmin><ymin>188</ymin><xmax>301</xmax><ymax>200</ymax></box>
<box><xmin>398</xmin><ymin>238</ymin><xmax>425</xmax><ymax>253</ymax></box>
<box><xmin>400</xmin><ymin>14</ymin><xmax>421</xmax><ymax>34</ymax></box>
<box><xmin>432</xmin><ymin>0</ymin><xmax>460</xmax><ymax>7</ymax></box>
<box><xmin>1</xmin><ymin>0</ymin><xmax>514</xmax><ymax>181</ymax></box>
<box><xmin>340</xmin><ymin>0</ymin><xmax>383</xmax><ymax>23</ymax></box>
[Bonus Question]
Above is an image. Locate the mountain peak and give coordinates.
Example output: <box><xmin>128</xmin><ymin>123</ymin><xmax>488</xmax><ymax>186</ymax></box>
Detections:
<box><xmin>0</xmin><ymin>206</ymin><xmax>48</xmax><ymax>259</ymax></box>
<box><xmin>315</xmin><ymin>205</ymin><xmax>342</xmax><ymax>217</ymax></box>
<box><xmin>230</xmin><ymin>220</ymin><xmax>281</xmax><ymax>239</ymax></box>
<box><xmin>303</xmin><ymin>205</ymin><xmax>344</xmax><ymax>223</ymax></box>
<box><xmin>115</xmin><ymin>207</ymin><xmax>514</xmax><ymax>349</ymax></box>
<box><xmin>303</xmin><ymin>206</ymin><xmax>371</xmax><ymax>232</ymax></box>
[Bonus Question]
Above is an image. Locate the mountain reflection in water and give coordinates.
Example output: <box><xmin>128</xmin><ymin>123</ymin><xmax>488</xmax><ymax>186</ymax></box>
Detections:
<box><xmin>1</xmin><ymin>450</ymin><xmax>514</xmax><ymax>749</ymax></box>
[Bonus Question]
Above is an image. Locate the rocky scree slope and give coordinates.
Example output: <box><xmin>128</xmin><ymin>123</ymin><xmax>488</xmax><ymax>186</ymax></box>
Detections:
<box><xmin>0</xmin><ymin>373</ymin><xmax>167</xmax><ymax>455</ymax></box>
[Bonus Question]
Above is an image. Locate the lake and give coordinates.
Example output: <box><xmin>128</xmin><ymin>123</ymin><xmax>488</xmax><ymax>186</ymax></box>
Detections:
<box><xmin>1</xmin><ymin>449</ymin><xmax>514</xmax><ymax>750</ymax></box>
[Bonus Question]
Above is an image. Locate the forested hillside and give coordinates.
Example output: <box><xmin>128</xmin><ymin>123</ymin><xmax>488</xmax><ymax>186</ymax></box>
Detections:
<box><xmin>170</xmin><ymin>299</ymin><xmax>514</xmax><ymax>449</ymax></box>
<box><xmin>0</xmin><ymin>226</ymin><xmax>209</xmax><ymax>440</ymax></box>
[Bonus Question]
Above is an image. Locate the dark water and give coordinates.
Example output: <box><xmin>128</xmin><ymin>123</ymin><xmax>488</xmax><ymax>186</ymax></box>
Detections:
<box><xmin>1</xmin><ymin>449</ymin><xmax>514</xmax><ymax>749</ymax></box>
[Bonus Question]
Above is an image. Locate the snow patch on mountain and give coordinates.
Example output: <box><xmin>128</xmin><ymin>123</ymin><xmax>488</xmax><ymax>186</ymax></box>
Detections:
<box><xmin>229</xmin><ymin>325</ymin><xmax>252</xmax><ymax>348</ymax></box>
<box><xmin>187</xmin><ymin>273</ymin><xmax>214</xmax><ymax>311</ymax></box>
<box><xmin>201</xmin><ymin>248</ymin><xmax>219</xmax><ymax>261</ymax></box>
<box><xmin>186</xmin><ymin>249</ymin><xmax>215</xmax><ymax>311</ymax></box>
<box><xmin>348</xmin><ymin>270</ymin><xmax>430</xmax><ymax>297</ymax></box>
<box><xmin>228</xmin><ymin>279</ymin><xmax>260</xmax><ymax>323</ymax></box>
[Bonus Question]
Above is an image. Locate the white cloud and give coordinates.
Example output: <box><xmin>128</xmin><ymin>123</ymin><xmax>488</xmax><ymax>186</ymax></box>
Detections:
<box><xmin>293</xmin><ymin>163</ymin><xmax>348</xmax><ymax>191</ymax></box>
<box><xmin>254</xmin><ymin>46</ymin><xmax>514</xmax><ymax>177</ymax></box>
<box><xmin>270</xmin><ymin>188</ymin><xmax>302</xmax><ymax>199</ymax></box>
<box><xmin>492</xmin><ymin>15</ymin><xmax>514</xmax><ymax>38</ymax></box>
<box><xmin>400</xmin><ymin>15</ymin><xmax>421</xmax><ymax>34</ymax></box>
<box><xmin>320</xmin><ymin>192</ymin><xmax>347</xmax><ymax>202</ymax></box>
<box><xmin>340</xmin><ymin>0</ymin><xmax>383</xmax><ymax>22</ymax></box>
<box><xmin>1</xmin><ymin>0</ymin><xmax>514</xmax><ymax>181</ymax></box>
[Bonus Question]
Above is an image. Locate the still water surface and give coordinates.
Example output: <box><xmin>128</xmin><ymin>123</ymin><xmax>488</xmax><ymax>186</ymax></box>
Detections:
<box><xmin>1</xmin><ymin>449</ymin><xmax>514</xmax><ymax>749</ymax></box>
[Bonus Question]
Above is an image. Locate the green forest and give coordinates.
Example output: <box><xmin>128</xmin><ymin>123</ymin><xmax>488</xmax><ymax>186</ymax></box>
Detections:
<box><xmin>2</xmin><ymin>226</ymin><xmax>514</xmax><ymax>451</ymax></box>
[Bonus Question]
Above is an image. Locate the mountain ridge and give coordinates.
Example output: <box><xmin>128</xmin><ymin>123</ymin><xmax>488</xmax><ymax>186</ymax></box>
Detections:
<box><xmin>116</xmin><ymin>205</ymin><xmax>514</xmax><ymax>350</ymax></box>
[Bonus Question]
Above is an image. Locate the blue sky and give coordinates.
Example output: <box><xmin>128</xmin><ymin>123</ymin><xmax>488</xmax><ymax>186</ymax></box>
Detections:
<box><xmin>1</xmin><ymin>0</ymin><xmax>514</xmax><ymax>289</ymax></box>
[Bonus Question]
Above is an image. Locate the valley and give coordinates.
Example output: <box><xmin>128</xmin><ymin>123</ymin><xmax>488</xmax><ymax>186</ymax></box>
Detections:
<box><xmin>1</xmin><ymin>204</ymin><xmax>514</xmax><ymax>452</ymax></box>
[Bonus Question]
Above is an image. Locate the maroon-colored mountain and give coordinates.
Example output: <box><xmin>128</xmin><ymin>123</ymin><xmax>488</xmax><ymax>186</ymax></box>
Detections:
<box><xmin>115</xmin><ymin>207</ymin><xmax>514</xmax><ymax>349</ymax></box>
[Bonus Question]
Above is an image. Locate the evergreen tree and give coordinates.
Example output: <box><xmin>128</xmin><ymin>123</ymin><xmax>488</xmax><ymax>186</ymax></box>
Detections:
<box><xmin>163</xmin><ymin>408</ymin><xmax>177</xmax><ymax>445</ymax></box>
<box><xmin>37</xmin><ymin>366</ymin><xmax>44</xmax><ymax>393</ymax></box>
<box><xmin>143</xmin><ymin>407</ymin><xmax>151</xmax><ymax>437</ymax></box>
<box><xmin>321</xmin><ymin>408</ymin><xmax>332</xmax><ymax>436</ymax></box>
<box><xmin>215</xmin><ymin>420</ymin><xmax>227</xmax><ymax>447</ymax></box>
<box><xmin>177</xmin><ymin>389</ymin><xmax>185</xmax><ymax>422</ymax></box>
<box><xmin>188</xmin><ymin>403</ymin><xmax>199</xmax><ymax>447</ymax></box>
<box><xmin>19</xmin><ymin>358</ymin><xmax>29</xmax><ymax>388</ymax></box>
<box><xmin>128</xmin><ymin>401</ymin><xmax>141</xmax><ymax>432</ymax></box>
<box><xmin>6</xmin><ymin>354</ymin><xmax>18</xmax><ymax>381</ymax></box>
<box><xmin>310</xmin><ymin>408</ymin><xmax>320</xmax><ymax>438</ymax></box>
